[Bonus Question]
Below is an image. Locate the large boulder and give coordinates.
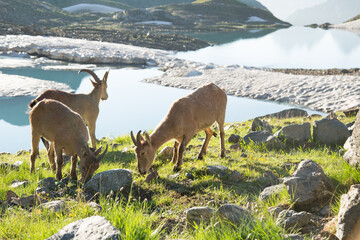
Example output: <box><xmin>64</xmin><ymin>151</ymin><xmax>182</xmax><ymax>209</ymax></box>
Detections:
<box><xmin>276</xmin><ymin>209</ymin><xmax>312</xmax><ymax>230</ymax></box>
<box><xmin>243</xmin><ymin>131</ymin><xmax>285</xmax><ymax>150</ymax></box>
<box><xmin>313</xmin><ymin>118</ymin><xmax>350</xmax><ymax>145</ymax></box>
<box><xmin>261</xmin><ymin>108</ymin><xmax>308</xmax><ymax>119</ymax></box>
<box><xmin>185</xmin><ymin>206</ymin><xmax>214</xmax><ymax>228</ymax></box>
<box><xmin>336</xmin><ymin>185</ymin><xmax>360</xmax><ymax>240</ymax></box>
<box><xmin>275</xmin><ymin>122</ymin><xmax>311</xmax><ymax>144</ymax></box>
<box><xmin>46</xmin><ymin>215</ymin><xmax>120</xmax><ymax>240</ymax></box>
<box><xmin>251</xmin><ymin>117</ymin><xmax>273</xmax><ymax>132</ymax></box>
<box><xmin>283</xmin><ymin>159</ymin><xmax>333</xmax><ymax>211</ymax></box>
<box><xmin>39</xmin><ymin>200</ymin><xmax>66</xmax><ymax>213</ymax></box>
<box><xmin>259</xmin><ymin>184</ymin><xmax>287</xmax><ymax>201</ymax></box>
<box><xmin>343</xmin><ymin>112</ymin><xmax>360</xmax><ymax>167</ymax></box>
<box><xmin>216</xmin><ymin>204</ymin><xmax>254</xmax><ymax>226</ymax></box>
<box><xmin>85</xmin><ymin>169</ymin><xmax>133</xmax><ymax>195</ymax></box>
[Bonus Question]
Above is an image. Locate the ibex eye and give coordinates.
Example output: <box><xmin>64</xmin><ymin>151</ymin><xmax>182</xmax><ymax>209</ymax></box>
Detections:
<box><xmin>140</xmin><ymin>152</ymin><xmax>145</xmax><ymax>156</ymax></box>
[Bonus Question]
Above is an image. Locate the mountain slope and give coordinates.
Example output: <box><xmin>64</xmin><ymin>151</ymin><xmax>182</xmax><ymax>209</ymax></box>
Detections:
<box><xmin>286</xmin><ymin>0</ymin><xmax>360</xmax><ymax>25</ymax></box>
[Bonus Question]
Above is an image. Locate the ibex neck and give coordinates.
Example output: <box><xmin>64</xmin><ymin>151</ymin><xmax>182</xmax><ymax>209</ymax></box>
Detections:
<box><xmin>89</xmin><ymin>87</ymin><xmax>102</xmax><ymax>104</ymax></box>
<box><xmin>150</xmin><ymin>124</ymin><xmax>173</xmax><ymax>150</ymax></box>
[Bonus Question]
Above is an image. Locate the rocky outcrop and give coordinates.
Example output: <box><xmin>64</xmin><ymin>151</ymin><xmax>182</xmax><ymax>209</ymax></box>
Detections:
<box><xmin>186</xmin><ymin>207</ymin><xmax>214</xmax><ymax>228</ymax></box>
<box><xmin>46</xmin><ymin>215</ymin><xmax>120</xmax><ymax>240</ymax></box>
<box><xmin>260</xmin><ymin>184</ymin><xmax>287</xmax><ymax>201</ymax></box>
<box><xmin>85</xmin><ymin>169</ymin><xmax>133</xmax><ymax>195</ymax></box>
<box><xmin>283</xmin><ymin>159</ymin><xmax>333</xmax><ymax>211</ymax></box>
<box><xmin>243</xmin><ymin>131</ymin><xmax>285</xmax><ymax>150</ymax></box>
<box><xmin>276</xmin><ymin>210</ymin><xmax>312</xmax><ymax>230</ymax></box>
<box><xmin>275</xmin><ymin>122</ymin><xmax>311</xmax><ymax>144</ymax></box>
<box><xmin>336</xmin><ymin>184</ymin><xmax>360</xmax><ymax>240</ymax></box>
<box><xmin>251</xmin><ymin>117</ymin><xmax>273</xmax><ymax>132</ymax></box>
<box><xmin>313</xmin><ymin>118</ymin><xmax>350</xmax><ymax>145</ymax></box>
<box><xmin>343</xmin><ymin>112</ymin><xmax>360</xmax><ymax>167</ymax></box>
<box><xmin>216</xmin><ymin>204</ymin><xmax>254</xmax><ymax>226</ymax></box>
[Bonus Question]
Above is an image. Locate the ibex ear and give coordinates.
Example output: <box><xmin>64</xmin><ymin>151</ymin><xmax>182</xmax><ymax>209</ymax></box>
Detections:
<box><xmin>144</xmin><ymin>131</ymin><xmax>151</xmax><ymax>146</ymax></box>
<box><xmin>102</xmin><ymin>69</ymin><xmax>109</xmax><ymax>83</ymax></box>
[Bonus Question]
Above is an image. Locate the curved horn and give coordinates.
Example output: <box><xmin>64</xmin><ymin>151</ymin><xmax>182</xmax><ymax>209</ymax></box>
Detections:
<box><xmin>96</xmin><ymin>144</ymin><xmax>108</xmax><ymax>163</ymax></box>
<box><xmin>130</xmin><ymin>131</ymin><xmax>137</xmax><ymax>146</ymax></box>
<box><xmin>94</xmin><ymin>146</ymin><xmax>103</xmax><ymax>156</ymax></box>
<box><xmin>79</xmin><ymin>69</ymin><xmax>101</xmax><ymax>83</ymax></box>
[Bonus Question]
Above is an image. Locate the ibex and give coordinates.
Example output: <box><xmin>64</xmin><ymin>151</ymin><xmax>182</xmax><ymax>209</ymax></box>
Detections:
<box><xmin>29</xmin><ymin>99</ymin><xmax>108</xmax><ymax>183</ymax></box>
<box><xmin>29</xmin><ymin>69</ymin><xmax>109</xmax><ymax>148</ymax></box>
<box><xmin>131</xmin><ymin>83</ymin><xmax>227</xmax><ymax>175</ymax></box>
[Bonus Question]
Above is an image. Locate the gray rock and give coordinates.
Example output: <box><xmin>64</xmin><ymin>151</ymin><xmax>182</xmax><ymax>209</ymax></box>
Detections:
<box><xmin>39</xmin><ymin>200</ymin><xmax>66</xmax><ymax>213</ymax></box>
<box><xmin>251</xmin><ymin>117</ymin><xmax>273</xmax><ymax>132</ymax></box>
<box><xmin>336</xmin><ymin>184</ymin><xmax>360</xmax><ymax>240</ymax></box>
<box><xmin>87</xmin><ymin>202</ymin><xmax>102</xmax><ymax>212</ymax></box>
<box><xmin>157</xmin><ymin>146</ymin><xmax>173</xmax><ymax>160</ymax></box>
<box><xmin>205</xmin><ymin>165</ymin><xmax>229</xmax><ymax>177</ymax></box>
<box><xmin>10</xmin><ymin>180</ymin><xmax>29</xmax><ymax>188</ymax></box>
<box><xmin>228</xmin><ymin>134</ymin><xmax>241</xmax><ymax>143</ymax></box>
<box><xmin>229</xmin><ymin>143</ymin><xmax>242</xmax><ymax>150</ymax></box>
<box><xmin>216</xmin><ymin>204</ymin><xmax>253</xmax><ymax>226</ymax></box>
<box><xmin>283</xmin><ymin>159</ymin><xmax>333</xmax><ymax>211</ymax></box>
<box><xmin>186</xmin><ymin>206</ymin><xmax>214</xmax><ymax>227</ymax></box>
<box><xmin>313</xmin><ymin>118</ymin><xmax>351</xmax><ymax>145</ymax></box>
<box><xmin>283</xmin><ymin>234</ymin><xmax>305</xmax><ymax>240</ymax></box>
<box><xmin>85</xmin><ymin>169</ymin><xmax>133</xmax><ymax>195</ymax></box>
<box><xmin>0</xmin><ymin>162</ymin><xmax>20</xmax><ymax>171</ymax></box>
<box><xmin>261</xmin><ymin>108</ymin><xmax>308</xmax><ymax>119</ymax></box>
<box><xmin>226</xmin><ymin>170</ymin><xmax>243</xmax><ymax>183</ymax></box>
<box><xmin>343</xmin><ymin>112</ymin><xmax>360</xmax><ymax>167</ymax></box>
<box><xmin>46</xmin><ymin>215</ymin><xmax>120</xmax><ymax>240</ymax></box>
<box><xmin>243</xmin><ymin>131</ymin><xmax>285</xmax><ymax>150</ymax></box>
<box><xmin>275</xmin><ymin>122</ymin><xmax>311</xmax><ymax>144</ymax></box>
<box><xmin>38</xmin><ymin>177</ymin><xmax>56</xmax><ymax>190</ymax></box>
<box><xmin>259</xmin><ymin>184</ymin><xmax>286</xmax><ymax>201</ymax></box>
<box><xmin>276</xmin><ymin>210</ymin><xmax>312</xmax><ymax>230</ymax></box>
<box><xmin>268</xmin><ymin>206</ymin><xmax>287</xmax><ymax>219</ymax></box>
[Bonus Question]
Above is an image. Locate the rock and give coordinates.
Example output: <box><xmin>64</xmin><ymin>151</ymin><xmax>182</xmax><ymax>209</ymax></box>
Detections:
<box><xmin>313</xmin><ymin>118</ymin><xmax>351</xmax><ymax>145</ymax></box>
<box><xmin>39</xmin><ymin>200</ymin><xmax>66</xmax><ymax>213</ymax></box>
<box><xmin>268</xmin><ymin>206</ymin><xmax>287</xmax><ymax>219</ymax></box>
<box><xmin>343</xmin><ymin>107</ymin><xmax>359</xmax><ymax>117</ymax></box>
<box><xmin>185</xmin><ymin>172</ymin><xmax>194</xmax><ymax>180</ymax></box>
<box><xmin>228</xmin><ymin>134</ymin><xmax>241</xmax><ymax>143</ymax></box>
<box><xmin>182</xmin><ymin>70</ymin><xmax>202</xmax><ymax>77</ymax></box>
<box><xmin>87</xmin><ymin>202</ymin><xmax>102</xmax><ymax>212</ymax></box>
<box><xmin>145</xmin><ymin>170</ymin><xmax>159</xmax><ymax>182</ymax></box>
<box><xmin>8</xmin><ymin>191</ymin><xmax>40</xmax><ymax>208</ymax></box>
<box><xmin>85</xmin><ymin>169</ymin><xmax>133</xmax><ymax>195</ymax></box>
<box><xmin>251</xmin><ymin>117</ymin><xmax>273</xmax><ymax>132</ymax></box>
<box><xmin>10</xmin><ymin>180</ymin><xmax>29</xmax><ymax>188</ymax></box>
<box><xmin>226</xmin><ymin>170</ymin><xmax>243</xmax><ymax>183</ymax></box>
<box><xmin>38</xmin><ymin>177</ymin><xmax>56</xmax><ymax>190</ymax></box>
<box><xmin>243</xmin><ymin>131</ymin><xmax>285</xmax><ymax>150</ymax></box>
<box><xmin>275</xmin><ymin>122</ymin><xmax>311</xmax><ymax>144</ymax></box>
<box><xmin>343</xmin><ymin>112</ymin><xmax>360</xmax><ymax>167</ymax></box>
<box><xmin>46</xmin><ymin>215</ymin><xmax>120</xmax><ymax>240</ymax></box>
<box><xmin>259</xmin><ymin>184</ymin><xmax>286</xmax><ymax>201</ymax></box>
<box><xmin>205</xmin><ymin>165</ymin><xmax>229</xmax><ymax>177</ymax></box>
<box><xmin>229</xmin><ymin>143</ymin><xmax>242</xmax><ymax>150</ymax></box>
<box><xmin>157</xmin><ymin>146</ymin><xmax>173</xmax><ymax>160</ymax></box>
<box><xmin>216</xmin><ymin>204</ymin><xmax>253</xmax><ymax>226</ymax></box>
<box><xmin>283</xmin><ymin>234</ymin><xmax>305</xmax><ymax>240</ymax></box>
<box><xmin>0</xmin><ymin>162</ymin><xmax>20</xmax><ymax>171</ymax></box>
<box><xmin>336</xmin><ymin>184</ymin><xmax>360</xmax><ymax>240</ymax></box>
<box><xmin>276</xmin><ymin>209</ymin><xmax>312</xmax><ymax>230</ymax></box>
<box><xmin>6</xmin><ymin>190</ymin><xmax>18</xmax><ymax>202</ymax></box>
<box><xmin>261</xmin><ymin>108</ymin><xmax>308</xmax><ymax>119</ymax></box>
<box><xmin>283</xmin><ymin>159</ymin><xmax>333</xmax><ymax>211</ymax></box>
<box><xmin>185</xmin><ymin>206</ymin><xmax>214</xmax><ymax>228</ymax></box>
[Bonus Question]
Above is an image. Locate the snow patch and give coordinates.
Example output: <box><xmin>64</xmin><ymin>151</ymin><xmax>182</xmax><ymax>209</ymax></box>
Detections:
<box><xmin>182</xmin><ymin>70</ymin><xmax>202</xmax><ymax>77</ymax></box>
<box><xmin>63</xmin><ymin>4</ymin><xmax>123</xmax><ymax>13</ymax></box>
<box><xmin>0</xmin><ymin>73</ymin><xmax>72</xmax><ymax>98</ymax></box>
<box><xmin>246</xmin><ymin>16</ymin><xmax>267</xmax><ymax>23</ymax></box>
<box><xmin>136</xmin><ymin>21</ymin><xmax>173</xmax><ymax>26</ymax></box>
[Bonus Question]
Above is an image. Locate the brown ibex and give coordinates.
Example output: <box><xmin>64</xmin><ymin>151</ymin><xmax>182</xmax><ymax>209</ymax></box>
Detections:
<box><xmin>29</xmin><ymin>69</ymin><xmax>109</xmax><ymax>148</ymax></box>
<box><xmin>131</xmin><ymin>83</ymin><xmax>227</xmax><ymax>175</ymax></box>
<box><xmin>29</xmin><ymin>99</ymin><xmax>108</xmax><ymax>182</ymax></box>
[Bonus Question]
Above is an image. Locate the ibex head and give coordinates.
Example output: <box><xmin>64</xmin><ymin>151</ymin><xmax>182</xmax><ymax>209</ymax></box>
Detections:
<box><xmin>79</xmin><ymin>69</ymin><xmax>109</xmax><ymax>100</ymax></box>
<box><xmin>79</xmin><ymin>144</ymin><xmax>108</xmax><ymax>183</ymax></box>
<box><xmin>131</xmin><ymin>131</ymin><xmax>156</xmax><ymax>175</ymax></box>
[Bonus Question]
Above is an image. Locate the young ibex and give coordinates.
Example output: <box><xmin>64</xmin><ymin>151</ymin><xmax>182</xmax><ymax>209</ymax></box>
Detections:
<box><xmin>29</xmin><ymin>69</ymin><xmax>109</xmax><ymax>148</ymax></box>
<box><xmin>29</xmin><ymin>99</ymin><xmax>108</xmax><ymax>183</ymax></box>
<box><xmin>131</xmin><ymin>83</ymin><xmax>227</xmax><ymax>175</ymax></box>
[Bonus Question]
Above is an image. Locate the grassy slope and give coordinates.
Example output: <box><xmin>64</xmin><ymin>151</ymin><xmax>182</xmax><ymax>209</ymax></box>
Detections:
<box><xmin>0</xmin><ymin>114</ymin><xmax>357</xmax><ymax>239</ymax></box>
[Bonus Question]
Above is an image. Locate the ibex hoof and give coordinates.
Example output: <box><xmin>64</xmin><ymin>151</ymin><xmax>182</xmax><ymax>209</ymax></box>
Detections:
<box><xmin>173</xmin><ymin>165</ymin><xmax>182</xmax><ymax>172</ymax></box>
<box><xmin>197</xmin><ymin>155</ymin><xmax>203</xmax><ymax>160</ymax></box>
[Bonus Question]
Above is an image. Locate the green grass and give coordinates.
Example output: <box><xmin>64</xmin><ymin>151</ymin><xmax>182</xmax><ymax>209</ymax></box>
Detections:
<box><xmin>0</xmin><ymin>115</ymin><xmax>357</xmax><ymax>239</ymax></box>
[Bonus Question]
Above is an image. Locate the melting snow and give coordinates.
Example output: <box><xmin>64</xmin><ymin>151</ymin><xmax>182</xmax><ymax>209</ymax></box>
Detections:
<box><xmin>63</xmin><ymin>4</ymin><xmax>123</xmax><ymax>13</ymax></box>
<box><xmin>136</xmin><ymin>21</ymin><xmax>173</xmax><ymax>26</ymax></box>
<box><xmin>246</xmin><ymin>16</ymin><xmax>267</xmax><ymax>22</ymax></box>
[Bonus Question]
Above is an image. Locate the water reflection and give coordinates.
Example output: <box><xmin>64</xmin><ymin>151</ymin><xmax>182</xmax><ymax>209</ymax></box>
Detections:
<box><xmin>177</xmin><ymin>27</ymin><xmax>360</xmax><ymax>69</ymax></box>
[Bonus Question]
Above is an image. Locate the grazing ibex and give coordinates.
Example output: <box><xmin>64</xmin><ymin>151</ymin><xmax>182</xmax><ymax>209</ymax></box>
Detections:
<box><xmin>29</xmin><ymin>99</ymin><xmax>108</xmax><ymax>183</ymax></box>
<box><xmin>29</xmin><ymin>69</ymin><xmax>109</xmax><ymax>148</ymax></box>
<box><xmin>131</xmin><ymin>83</ymin><xmax>227</xmax><ymax>175</ymax></box>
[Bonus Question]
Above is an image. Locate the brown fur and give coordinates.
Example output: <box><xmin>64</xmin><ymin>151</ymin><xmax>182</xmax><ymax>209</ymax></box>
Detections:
<box><xmin>131</xmin><ymin>83</ymin><xmax>227</xmax><ymax>175</ymax></box>
<box><xmin>29</xmin><ymin>69</ymin><xmax>109</xmax><ymax>148</ymax></box>
<box><xmin>29</xmin><ymin>99</ymin><xmax>107</xmax><ymax>182</ymax></box>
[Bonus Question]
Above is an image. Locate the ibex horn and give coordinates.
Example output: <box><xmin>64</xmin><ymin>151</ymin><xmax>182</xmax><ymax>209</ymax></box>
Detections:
<box><xmin>136</xmin><ymin>130</ymin><xmax>143</xmax><ymax>146</ymax></box>
<box><xmin>130</xmin><ymin>131</ymin><xmax>137</xmax><ymax>146</ymax></box>
<box><xmin>79</xmin><ymin>69</ymin><xmax>101</xmax><ymax>83</ymax></box>
<box><xmin>96</xmin><ymin>144</ymin><xmax>108</xmax><ymax>163</ymax></box>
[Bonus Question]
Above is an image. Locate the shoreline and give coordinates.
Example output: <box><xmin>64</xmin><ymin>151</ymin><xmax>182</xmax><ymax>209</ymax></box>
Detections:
<box><xmin>0</xmin><ymin>35</ymin><xmax>359</xmax><ymax>113</ymax></box>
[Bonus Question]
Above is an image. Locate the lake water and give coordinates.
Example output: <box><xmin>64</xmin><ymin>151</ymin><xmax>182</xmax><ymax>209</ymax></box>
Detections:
<box><xmin>3</xmin><ymin>26</ymin><xmax>359</xmax><ymax>153</ymax></box>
